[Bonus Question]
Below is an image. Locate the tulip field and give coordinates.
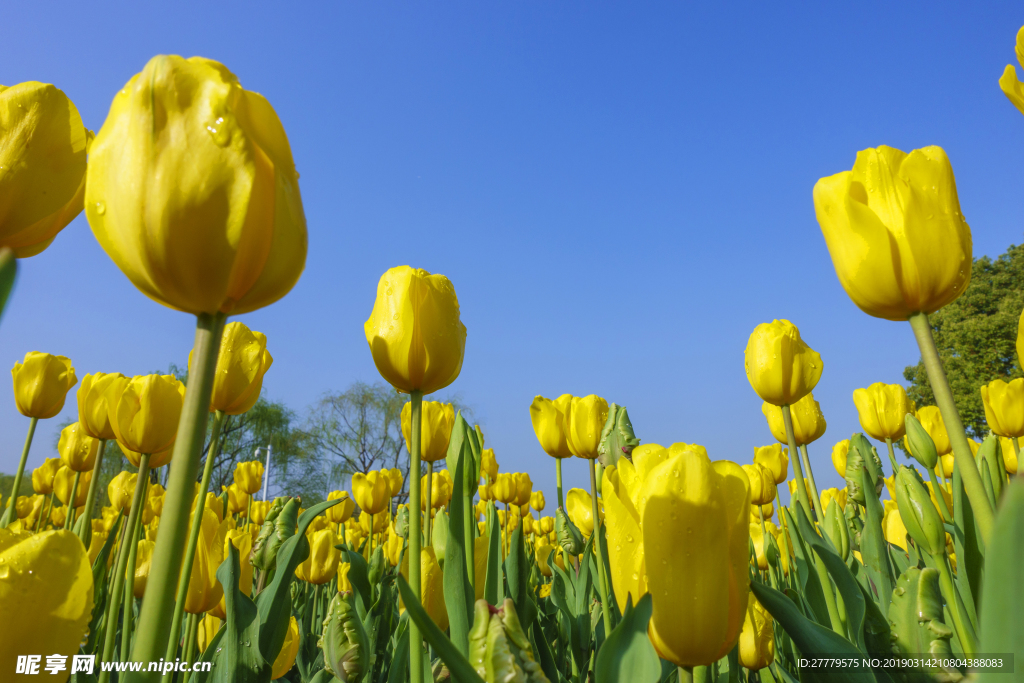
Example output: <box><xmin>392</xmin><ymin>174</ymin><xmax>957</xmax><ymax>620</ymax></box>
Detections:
<box><xmin>3</xmin><ymin>19</ymin><xmax>1024</xmax><ymax>683</ymax></box>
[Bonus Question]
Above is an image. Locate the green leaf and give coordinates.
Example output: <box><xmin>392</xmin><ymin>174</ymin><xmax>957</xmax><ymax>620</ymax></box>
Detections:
<box><xmin>484</xmin><ymin>504</ymin><xmax>502</xmax><ymax>605</ymax></box>
<box><xmin>595</xmin><ymin>594</ymin><xmax>660</xmax><ymax>683</ymax></box>
<box><xmin>396</xmin><ymin>574</ymin><xmax>486</xmax><ymax>683</ymax></box>
<box><xmin>443</xmin><ymin>424</ymin><xmax>475</xmax><ymax>656</ymax></box>
<box><xmin>83</xmin><ymin>515</ymin><xmax>121</xmax><ymax>654</ymax></box>
<box><xmin>951</xmin><ymin>461</ymin><xmax>982</xmax><ymax>626</ymax></box>
<box><xmin>978</xmin><ymin>478</ymin><xmax>1024</xmax><ymax>683</ymax></box>
<box><xmin>781</xmin><ymin>507</ymin><xmax>830</xmax><ymax>626</ymax></box>
<box><xmin>386</xmin><ymin>613</ymin><xmax>411</xmax><ymax>683</ymax></box>
<box><xmin>505</xmin><ymin>525</ymin><xmax>538</xmax><ymax>632</ymax></box>
<box><xmin>531</xmin><ymin>621</ymin><xmax>559</xmax><ymax>683</ymax></box>
<box><xmin>858</xmin><ymin>465</ymin><xmax>893</xmax><ymax>617</ymax></box>
<box><xmin>254</xmin><ymin>497</ymin><xmax>339</xmax><ymax>667</ymax></box>
<box><xmin>193</xmin><ymin>544</ymin><xmax>268</xmax><ymax>683</ymax></box>
<box><xmin>341</xmin><ymin>545</ymin><xmax>373</xmax><ymax>619</ymax></box>
<box><xmin>750</xmin><ymin>582</ymin><xmax>868</xmax><ymax>683</ymax></box>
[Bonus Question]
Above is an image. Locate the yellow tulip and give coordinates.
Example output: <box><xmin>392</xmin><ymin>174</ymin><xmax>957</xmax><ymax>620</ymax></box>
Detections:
<box><xmin>883</xmin><ymin>504</ymin><xmax>908</xmax><ymax>551</ymax></box>
<box><xmin>936</xmin><ymin>453</ymin><xmax>954</xmax><ymax>479</ymax></box>
<box><xmin>86</xmin><ymin>55</ymin><xmax>307</xmax><ymax>316</ymax></box>
<box><xmin>530</xmin><ymin>490</ymin><xmax>546</xmax><ymax>512</ymax></box>
<box><xmin>400</xmin><ymin>547</ymin><xmax>448</xmax><ymax>630</ymax></box>
<box><xmin>0</xmin><ymin>530</ymin><xmax>94</xmax><ymax>676</ymax></box>
<box><xmin>386</xmin><ymin>468</ymin><xmax>404</xmax><ymax>498</ymax></box>
<box><xmin>565</xmin><ymin>488</ymin><xmax>603</xmax><ymax>538</ymax></box>
<box><xmin>250</xmin><ymin>500</ymin><xmax>272</xmax><ymax>526</ymax></box>
<box><xmin>908</xmin><ymin>405</ymin><xmax>951</xmax><ymax>457</ymax></box>
<box><xmin>53</xmin><ymin>466</ymin><xmax>90</xmax><ymax>508</ymax></box>
<box><xmin>197</xmin><ymin>614</ymin><xmax>221</xmax><ymax>653</ymax></box>
<box><xmin>107</xmin><ymin>374</ymin><xmax>185</xmax><ymax>456</ymax></box>
<box><xmin>749</xmin><ymin>522</ymin><xmax>778</xmax><ymax>570</ymax></box>
<box><xmin>208</xmin><ymin>527</ymin><xmax>254</xmax><ymax>618</ymax></box>
<box><xmin>271</xmin><ymin>616</ymin><xmax>300</xmax><ymax>679</ymax></box>
<box><xmin>477</xmin><ymin>484</ymin><xmax>492</xmax><ymax>502</ymax></box>
<box><xmin>193</xmin><ymin>491</ymin><xmax>225</xmax><ymax>523</ymax></box>
<box><xmin>31</xmin><ymin>457</ymin><xmax>61</xmax><ymax>495</ymax></box>
<box><xmin>852</xmin><ymin>383</ymin><xmax>913</xmax><ymax>441</ymax></box>
<box><xmin>603</xmin><ymin>448</ymin><xmax>750</xmax><ymax>666</ymax></box>
<box><xmin>0</xmin><ymin>82</ymin><xmax>88</xmax><ymax>257</ymax></box>
<box><xmin>16</xmin><ymin>494</ymin><xmax>44</xmax><ymax>522</ymax></box>
<box><xmin>820</xmin><ymin>487</ymin><xmax>847</xmax><ymax>512</ymax></box>
<box><xmin>999</xmin><ymin>437</ymin><xmax>1018</xmax><ymax>475</ymax></box>
<box><xmin>980</xmin><ymin>378</ymin><xmax>1024</xmax><ymax>438</ymax></box>
<box><xmin>203</xmin><ymin>322</ymin><xmax>273</xmax><ymax>414</ymax></box>
<box><xmin>77</xmin><ymin>372</ymin><xmax>125</xmax><ymax>440</ymax></box>
<box><xmin>883</xmin><ymin>475</ymin><xmax>896</xmax><ymax>500</ymax></box>
<box><xmin>969</xmin><ymin>439</ymin><xmax>981</xmax><ymax>457</ymax></box>
<box><xmin>351</xmin><ymin>471</ymin><xmax>390</xmax><ymax>515</ymax></box>
<box><xmin>337</xmin><ymin>563</ymin><xmax>352</xmax><ymax>593</ymax></box>
<box><xmin>750</xmin><ymin>502</ymin><xmax>774</xmax><ymax>523</ymax></box>
<box><xmin>99</xmin><ymin>505</ymin><xmax>121</xmax><ymax>531</ymax></box>
<box><xmin>788</xmin><ymin>478</ymin><xmax>813</xmax><ymax>504</ymax></box>
<box><xmin>491</xmin><ymin>473</ymin><xmax>518</xmax><ymax>505</ymax></box>
<box><xmin>295</xmin><ymin>529</ymin><xmax>339</xmax><ymax>585</ymax></box>
<box><xmin>814</xmin><ymin>145</ymin><xmax>971</xmax><ymax>320</ymax></box>
<box><xmin>327</xmin><ymin>491</ymin><xmax>355</xmax><ymax>524</ymax></box>
<box><xmin>421</xmin><ymin>471</ymin><xmax>452</xmax><ymax>511</ymax></box>
<box><xmin>11</xmin><ymin>352</ymin><xmax>77</xmax><ymax>419</ymax></box>
<box><xmin>184</xmin><ymin>508</ymin><xmax>230</xmax><ymax>614</ymax></box>
<box><xmin>738</xmin><ymin>594</ymin><xmax>774</xmax><ymax>670</ymax></box>
<box><xmin>364</xmin><ymin>266</ymin><xmax>467</xmax><ymax>395</ymax></box>
<box><xmin>358</xmin><ymin>510</ymin><xmax>387</xmax><ymax>535</ymax></box>
<box><xmin>998</xmin><ymin>25</ymin><xmax>1024</xmax><ymax>116</ymax></box>
<box><xmin>513</xmin><ymin>472</ymin><xmax>533</xmax><ymax>507</ymax></box>
<box><xmin>481</xmin><ymin>448</ymin><xmax>498</xmax><ymax>481</ymax></box>
<box><xmin>89</xmin><ymin>524</ymin><xmax>110</xmax><ymax>565</ymax></box>
<box><xmin>49</xmin><ymin>505</ymin><xmax>67</xmax><ymax>528</ymax></box>
<box><xmin>58</xmin><ymin>422</ymin><xmax>99</xmax><ymax>472</ymax></box>
<box><xmin>831</xmin><ymin>440</ymin><xmax>849</xmax><ymax>478</ymax></box>
<box><xmin>742</xmin><ymin>464</ymin><xmax>777</xmax><ymax>506</ymax></box>
<box><xmin>133</xmin><ymin>538</ymin><xmax>156</xmax><ymax>598</ymax></box>
<box><xmin>564</xmin><ymin>395</ymin><xmax>609</xmax><ymax>460</ymax></box>
<box><xmin>925</xmin><ymin>481</ymin><xmax>953</xmax><ymax>523</ymax></box>
<box><xmin>384</xmin><ymin>526</ymin><xmax>404</xmax><ymax>567</ymax></box>
<box><xmin>307</xmin><ymin>516</ymin><xmax>330</xmax><ymax>535</ymax></box>
<box><xmin>234</xmin><ymin>460</ymin><xmax>264</xmax><ymax>496</ymax></box>
<box><xmin>529</xmin><ymin>394</ymin><xmax>573</xmax><ymax>458</ymax></box>
<box><xmin>402</xmin><ymin>400</ymin><xmax>455</xmax><ymax>463</ymax></box>
<box><xmin>761</xmin><ymin>392</ymin><xmax>827</xmax><ymax>446</ymax></box>
<box><xmin>753</xmin><ymin>444</ymin><xmax>788</xmax><ymax>485</ymax></box>
<box><xmin>536</xmin><ymin>543</ymin><xmax>557</xmax><ymax>577</ymax></box>
<box><xmin>223</xmin><ymin>483</ymin><xmax>249</xmax><ymax>515</ymax></box>
<box><xmin>744</xmin><ymin>320</ymin><xmax>822</xmax><ymax>407</ymax></box>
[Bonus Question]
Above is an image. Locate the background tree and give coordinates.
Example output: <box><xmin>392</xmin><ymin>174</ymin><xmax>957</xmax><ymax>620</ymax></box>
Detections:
<box><xmin>904</xmin><ymin>241</ymin><xmax>1024</xmax><ymax>438</ymax></box>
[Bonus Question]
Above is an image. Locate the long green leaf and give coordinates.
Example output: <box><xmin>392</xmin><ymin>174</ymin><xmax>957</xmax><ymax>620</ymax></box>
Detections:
<box><xmin>782</xmin><ymin>507</ymin><xmax>830</xmax><ymax>626</ymax></box>
<box><xmin>858</xmin><ymin>466</ymin><xmax>892</xmax><ymax>617</ymax></box>
<box><xmin>484</xmin><ymin>505</ymin><xmax>502</xmax><ymax>605</ymax></box>
<box><xmin>505</xmin><ymin>525</ymin><xmax>538</xmax><ymax>632</ymax></box>
<box><xmin>595</xmin><ymin>594</ymin><xmax>660</xmax><ymax>683</ymax></box>
<box><xmin>978</xmin><ymin>478</ymin><xmax>1024</xmax><ymax>683</ymax></box>
<box><xmin>443</xmin><ymin>424</ymin><xmax>474</xmax><ymax>656</ymax></box>
<box><xmin>396</xmin><ymin>575</ymin><xmax>486</xmax><ymax>683</ymax></box>
<box><xmin>951</xmin><ymin>461</ymin><xmax>982</xmax><ymax>627</ymax></box>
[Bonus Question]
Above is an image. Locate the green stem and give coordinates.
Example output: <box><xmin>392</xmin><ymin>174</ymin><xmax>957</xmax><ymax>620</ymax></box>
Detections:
<box><xmin>927</xmin><ymin>469</ymin><xmax>953</xmax><ymax>523</ymax></box>
<box><xmin>463</xmin><ymin>443</ymin><xmax>474</xmax><ymax>599</ymax></box>
<box><xmin>884</xmin><ymin>438</ymin><xmax>899</xmax><ymax>474</ymax></box>
<box><xmin>36</xmin><ymin>492</ymin><xmax>55</xmax><ymax>533</ymax></box>
<box><xmin>122</xmin><ymin>483</ymin><xmax>147</xmax><ymax>662</ymax></box>
<box><xmin>556</xmin><ymin>457</ymin><xmax>565</xmax><ymax>509</ymax></box>
<box><xmin>1014</xmin><ymin>437</ymin><xmax>1021</xmax><ymax>478</ymax></box>
<box><xmin>678</xmin><ymin>666</ymin><xmax>694</xmax><ymax>683</ymax></box>
<box><xmin>934</xmin><ymin>551</ymin><xmax>976</xmax><ymax>655</ymax></box>
<box><xmin>408</xmin><ymin>390</ymin><xmax>424</xmax><ymax>683</ymax></box>
<box><xmin>162</xmin><ymin>409</ymin><xmax>225</xmax><ymax>672</ymax></box>
<box><xmin>183</xmin><ymin>612</ymin><xmax>199</xmax><ymax>667</ymax></box>
<box><xmin>908</xmin><ymin>312</ymin><xmax>994</xmax><ymax>540</ymax></box>
<box><xmin>798</xmin><ymin>443</ymin><xmax>825</xmax><ymax>522</ymax></box>
<box><xmin>130</xmin><ymin>311</ymin><xmax>226</xmax><ymax>676</ymax></box>
<box><xmin>588</xmin><ymin>459</ymin><xmax>613</xmax><ymax>640</ymax></box>
<box><xmin>781</xmin><ymin>406</ymin><xmax>814</xmax><ymax>521</ymax></box>
<box><xmin>99</xmin><ymin>453</ymin><xmax>151</xmax><ymax>683</ymax></box>
<box><xmin>78</xmin><ymin>440</ymin><xmax>107</xmax><ymax>547</ymax></box>
<box><xmin>64</xmin><ymin>472</ymin><xmax>82</xmax><ymax>529</ymax></box>
<box><xmin>425</xmin><ymin>460</ymin><xmax>434</xmax><ymax>542</ymax></box>
<box><xmin>1</xmin><ymin>417</ymin><xmax>38</xmax><ymax>528</ymax></box>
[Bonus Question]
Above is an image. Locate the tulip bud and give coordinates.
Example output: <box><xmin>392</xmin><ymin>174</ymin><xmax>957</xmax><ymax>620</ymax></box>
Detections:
<box><xmin>742</xmin><ymin>464</ymin><xmax>777</xmax><ymax>506</ymax></box>
<box><xmin>11</xmin><ymin>352</ymin><xmax>77</xmax><ymax>419</ymax></box>
<box><xmin>845</xmin><ymin>434</ymin><xmax>884</xmax><ymax>504</ymax></box>
<box><xmin>529</xmin><ymin>394</ymin><xmax>573</xmax><ymax>459</ymax></box>
<box><xmin>467</xmin><ymin>599</ymin><xmax>547</xmax><ymax>682</ymax></box>
<box><xmin>893</xmin><ymin>467</ymin><xmax>945</xmax><ymax>557</ymax></box>
<box><xmin>530</xmin><ymin>491</ymin><xmax>546</xmax><ymax>512</ymax></box>
<box><xmin>980</xmin><ymin>377</ymin><xmax>1024</xmax><ymax>438</ymax></box>
<box><xmin>555</xmin><ymin>508</ymin><xmax>584</xmax><ymax>555</ymax></box>
<box><xmin>904</xmin><ymin>414</ymin><xmax>938</xmax><ymax>470</ymax></box>
<box><xmin>831</xmin><ymin>440</ymin><xmax>849</xmax><ymax>478</ymax></box>
<box><xmin>368</xmin><ymin>546</ymin><xmax>386</xmax><ymax>586</ymax></box>
<box><xmin>597</xmin><ymin>403</ymin><xmax>640</xmax><ymax>467</ymax></box>
<box><xmin>58</xmin><ymin>422</ymin><xmax>99</xmax><ymax>473</ymax></box>
<box><xmin>431</xmin><ymin>508</ymin><xmax>449</xmax><ymax>561</ymax></box>
<box><xmin>252</xmin><ymin>496</ymin><xmax>298</xmax><ymax>573</ymax></box>
<box><xmin>744</xmin><ymin>320</ymin><xmax>822</xmax><ymax>406</ymax></box>
<box><xmin>564</xmin><ymin>395</ymin><xmax>610</xmax><ymax>460</ymax></box>
<box><xmin>822</xmin><ymin>498</ymin><xmax>850</xmax><ymax>561</ymax></box>
<box><xmin>738</xmin><ymin>594</ymin><xmax>775</xmax><ymax>671</ymax></box>
<box><xmin>402</xmin><ymin>400</ymin><xmax>455</xmax><ymax>464</ymax></box>
<box><xmin>320</xmin><ymin>592</ymin><xmax>370</xmax><ymax>682</ymax></box>
<box><xmin>394</xmin><ymin>505</ymin><xmax>410</xmax><ymax>539</ymax></box>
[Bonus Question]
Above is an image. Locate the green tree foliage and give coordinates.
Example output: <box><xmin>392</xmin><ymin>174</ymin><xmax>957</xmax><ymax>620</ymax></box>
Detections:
<box><xmin>904</xmin><ymin>241</ymin><xmax>1024</xmax><ymax>438</ymax></box>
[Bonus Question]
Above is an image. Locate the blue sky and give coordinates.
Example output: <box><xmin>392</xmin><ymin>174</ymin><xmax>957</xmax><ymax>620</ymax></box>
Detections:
<box><xmin>3</xmin><ymin>2</ymin><xmax>1023</xmax><ymax>508</ymax></box>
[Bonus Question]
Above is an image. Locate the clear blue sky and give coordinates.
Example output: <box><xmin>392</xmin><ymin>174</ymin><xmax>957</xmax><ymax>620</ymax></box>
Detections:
<box><xmin>3</xmin><ymin>2</ymin><xmax>1023</xmax><ymax>507</ymax></box>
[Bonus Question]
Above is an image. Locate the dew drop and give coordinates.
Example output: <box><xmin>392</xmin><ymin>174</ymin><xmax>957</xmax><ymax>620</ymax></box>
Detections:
<box><xmin>95</xmin><ymin>201</ymin><xmax>106</xmax><ymax>215</ymax></box>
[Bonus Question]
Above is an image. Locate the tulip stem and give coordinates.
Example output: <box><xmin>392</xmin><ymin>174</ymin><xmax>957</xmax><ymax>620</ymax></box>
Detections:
<box><xmin>1</xmin><ymin>417</ymin><xmax>38</xmax><ymax>528</ymax></box>
<box><xmin>425</xmin><ymin>461</ymin><xmax>434</xmax><ymax>542</ymax></box>
<box><xmin>678</xmin><ymin>666</ymin><xmax>694</xmax><ymax>683</ymax></box>
<box><xmin>36</xmin><ymin>492</ymin><xmax>55</xmax><ymax>533</ymax></box>
<box><xmin>408</xmin><ymin>390</ymin><xmax>424</xmax><ymax>683</ymax></box>
<box><xmin>556</xmin><ymin>458</ymin><xmax>565</xmax><ymax>509</ymax></box>
<box><xmin>131</xmin><ymin>311</ymin><xmax>226</xmax><ymax>677</ymax></box>
<box><xmin>797</xmin><ymin>444</ymin><xmax>825</xmax><ymax>523</ymax></box>
<box><xmin>463</xmin><ymin>441</ymin><xmax>475</xmax><ymax>599</ymax></box>
<box><xmin>781</xmin><ymin>406</ymin><xmax>815</xmax><ymax>522</ymax></box>
<box><xmin>934</xmin><ymin>551</ymin><xmax>976</xmax><ymax>655</ymax></box>
<box><xmin>162</xmin><ymin>408</ymin><xmax>226</xmax><ymax>674</ymax></box>
<box><xmin>122</xmin><ymin>481</ymin><xmax>147</xmax><ymax>662</ymax></box>
<box><xmin>927</xmin><ymin>469</ymin><xmax>953</xmax><ymax>523</ymax></box>
<box><xmin>99</xmin><ymin>453</ymin><xmax>151</xmax><ymax>683</ymax></box>
<box><xmin>78</xmin><ymin>440</ymin><xmax>107</xmax><ymax>547</ymax></box>
<box><xmin>884</xmin><ymin>438</ymin><xmax>899</xmax><ymax>474</ymax></box>
<box><xmin>588</xmin><ymin>459</ymin><xmax>614</xmax><ymax>641</ymax></box>
<box><xmin>65</xmin><ymin>472</ymin><xmax>82</xmax><ymax>529</ymax></box>
<box><xmin>908</xmin><ymin>312</ymin><xmax>994</xmax><ymax>540</ymax></box>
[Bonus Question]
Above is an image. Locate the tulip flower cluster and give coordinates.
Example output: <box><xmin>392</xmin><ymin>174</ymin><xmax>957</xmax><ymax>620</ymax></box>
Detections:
<box><xmin>5</xmin><ymin>23</ymin><xmax>1024</xmax><ymax>683</ymax></box>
